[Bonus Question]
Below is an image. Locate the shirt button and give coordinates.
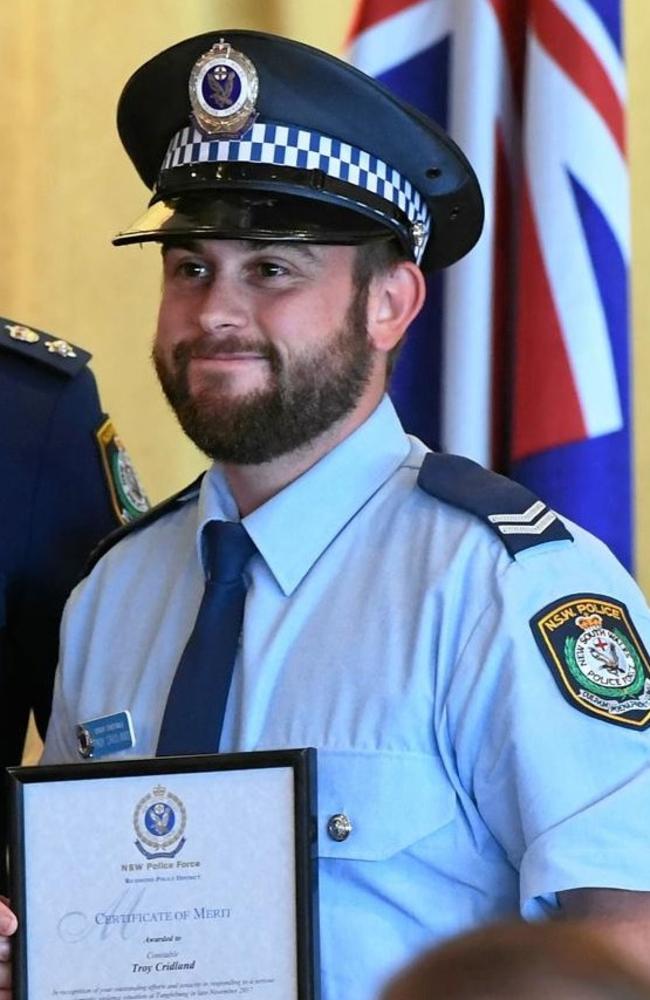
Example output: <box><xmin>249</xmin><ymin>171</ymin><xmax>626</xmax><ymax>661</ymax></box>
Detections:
<box><xmin>327</xmin><ymin>813</ymin><xmax>352</xmax><ymax>842</ymax></box>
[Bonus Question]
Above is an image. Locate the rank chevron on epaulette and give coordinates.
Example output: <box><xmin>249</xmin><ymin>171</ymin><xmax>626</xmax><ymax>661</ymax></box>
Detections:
<box><xmin>415</xmin><ymin>452</ymin><xmax>573</xmax><ymax>556</ymax></box>
<box><xmin>488</xmin><ymin>501</ymin><xmax>558</xmax><ymax>536</ymax></box>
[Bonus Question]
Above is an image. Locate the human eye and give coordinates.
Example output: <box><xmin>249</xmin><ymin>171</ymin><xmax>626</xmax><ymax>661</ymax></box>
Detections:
<box><xmin>252</xmin><ymin>259</ymin><xmax>290</xmax><ymax>280</ymax></box>
<box><xmin>176</xmin><ymin>258</ymin><xmax>211</xmax><ymax>281</ymax></box>
<box><xmin>163</xmin><ymin>250</ymin><xmax>212</xmax><ymax>283</ymax></box>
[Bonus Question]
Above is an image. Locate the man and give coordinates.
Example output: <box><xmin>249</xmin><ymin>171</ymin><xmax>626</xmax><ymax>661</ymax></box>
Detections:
<box><xmin>1</xmin><ymin>29</ymin><xmax>649</xmax><ymax>1000</ymax></box>
<box><xmin>0</xmin><ymin>321</ymin><xmax>147</xmax><ymax>864</ymax></box>
<box><xmin>380</xmin><ymin>922</ymin><xmax>650</xmax><ymax>1000</ymax></box>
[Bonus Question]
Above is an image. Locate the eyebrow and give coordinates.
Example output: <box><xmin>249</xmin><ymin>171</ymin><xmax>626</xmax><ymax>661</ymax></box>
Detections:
<box><xmin>243</xmin><ymin>240</ymin><xmax>319</xmax><ymax>260</ymax></box>
<box><xmin>160</xmin><ymin>239</ymin><xmax>200</xmax><ymax>257</ymax></box>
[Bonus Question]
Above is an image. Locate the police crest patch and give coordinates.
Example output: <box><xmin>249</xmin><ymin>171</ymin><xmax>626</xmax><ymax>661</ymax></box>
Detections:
<box><xmin>531</xmin><ymin>594</ymin><xmax>650</xmax><ymax>729</ymax></box>
<box><xmin>96</xmin><ymin>418</ymin><xmax>149</xmax><ymax>524</ymax></box>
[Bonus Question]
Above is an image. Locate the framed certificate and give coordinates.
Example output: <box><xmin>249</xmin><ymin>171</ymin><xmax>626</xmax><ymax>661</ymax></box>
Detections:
<box><xmin>8</xmin><ymin>748</ymin><xmax>319</xmax><ymax>1000</ymax></box>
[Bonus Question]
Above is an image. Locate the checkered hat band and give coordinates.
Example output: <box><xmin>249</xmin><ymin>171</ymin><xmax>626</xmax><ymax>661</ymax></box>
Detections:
<box><xmin>162</xmin><ymin>122</ymin><xmax>431</xmax><ymax>245</ymax></box>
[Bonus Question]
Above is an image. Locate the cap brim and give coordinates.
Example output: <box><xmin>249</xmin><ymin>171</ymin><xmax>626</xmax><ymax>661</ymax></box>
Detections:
<box><xmin>113</xmin><ymin>190</ymin><xmax>406</xmax><ymax>249</ymax></box>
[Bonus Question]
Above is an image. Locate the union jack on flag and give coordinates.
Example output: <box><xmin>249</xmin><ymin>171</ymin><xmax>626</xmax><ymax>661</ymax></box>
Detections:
<box><xmin>347</xmin><ymin>0</ymin><xmax>632</xmax><ymax>569</ymax></box>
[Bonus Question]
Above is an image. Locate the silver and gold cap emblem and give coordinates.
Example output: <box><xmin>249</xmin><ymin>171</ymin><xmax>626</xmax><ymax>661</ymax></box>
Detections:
<box><xmin>189</xmin><ymin>39</ymin><xmax>258</xmax><ymax>137</ymax></box>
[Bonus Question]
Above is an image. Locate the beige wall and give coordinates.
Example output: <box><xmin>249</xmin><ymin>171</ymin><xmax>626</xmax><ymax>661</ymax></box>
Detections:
<box><xmin>1</xmin><ymin>1</ymin><xmax>648</xmax><ymax>584</ymax></box>
<box><xmin>0</xmin><ymin>0</ymin><xmax>354</xmax><ymax>499</ymax></box>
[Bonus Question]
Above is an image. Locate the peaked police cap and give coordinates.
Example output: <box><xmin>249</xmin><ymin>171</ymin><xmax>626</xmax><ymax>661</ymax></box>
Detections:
<box><xmin>114</xmin><ymin>30</ymin><xmax>484</xmax><ymax>271</ymax></box>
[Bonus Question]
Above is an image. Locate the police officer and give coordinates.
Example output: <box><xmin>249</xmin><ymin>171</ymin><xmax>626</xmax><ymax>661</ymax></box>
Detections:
<box><xmin>1</xmin><ymin>29</ymin><xmax>649</xmax><ymax>1000</ymax></box>
<box><xmin>0</xmin><ymin>320</ymin><xmax>148</xmax><ymax>824</ymax></box>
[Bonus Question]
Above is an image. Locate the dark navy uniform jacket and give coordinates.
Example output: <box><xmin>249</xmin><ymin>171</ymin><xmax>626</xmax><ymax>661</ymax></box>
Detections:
<box><xmin>0</xmin><ymin>319</ymin><xmax>146</xmax><ymax>791</ymax></box>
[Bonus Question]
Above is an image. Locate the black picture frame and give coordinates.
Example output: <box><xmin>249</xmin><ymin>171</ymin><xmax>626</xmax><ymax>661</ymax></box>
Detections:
<box><xmin>8</xmin><ymin>748</ymin><xmax>319</xmax><ymax>1000</ymax></box>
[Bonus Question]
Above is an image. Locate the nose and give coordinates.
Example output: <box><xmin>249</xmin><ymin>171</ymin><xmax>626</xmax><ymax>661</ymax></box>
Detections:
<box><xmin>198</xmin><ymin>273</ymin><xmax>248</xmax><ymax>333</ymax></box>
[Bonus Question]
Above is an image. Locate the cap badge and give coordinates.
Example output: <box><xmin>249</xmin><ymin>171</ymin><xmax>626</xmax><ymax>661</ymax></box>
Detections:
<box><xmin>189</xmin><ymin>39</ymin><xmax>259</xmax><ymax>138</ymax></box>
<box><xmin>44</xmin><ymin>338</ymin><xmax>77</xmax><ymax>359</ymax></box>
<box><xmin>6</xmin><ymin>323</ymin><xmax>40</xmax><ymax>344</ymax></box>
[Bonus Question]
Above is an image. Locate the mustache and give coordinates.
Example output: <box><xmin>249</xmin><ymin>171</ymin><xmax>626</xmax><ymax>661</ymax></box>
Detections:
<box><xmin>172</xmin><ymin>333</ymin><xmax>274</xmax><ymax>365</ymax></box>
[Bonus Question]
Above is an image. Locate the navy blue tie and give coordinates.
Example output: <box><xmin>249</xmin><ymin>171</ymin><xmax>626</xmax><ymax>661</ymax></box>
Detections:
<box><xmin>156</xmin><ymin>520</ymin><xmax>256</xmax><ymax>756</ymax></box>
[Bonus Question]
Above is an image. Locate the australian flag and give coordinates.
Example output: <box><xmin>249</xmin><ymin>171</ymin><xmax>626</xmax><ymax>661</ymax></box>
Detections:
<box><xmin>347</xmin><ymin>0</ymin><xmax>632</xmax><ymax>570</ymax></box>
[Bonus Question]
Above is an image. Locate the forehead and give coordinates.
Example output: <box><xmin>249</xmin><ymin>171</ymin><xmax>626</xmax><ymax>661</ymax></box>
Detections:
<box><xmin>162</xmin><ymin>238</ymin><xmax>359</xmax><ymax>267</ymax></box>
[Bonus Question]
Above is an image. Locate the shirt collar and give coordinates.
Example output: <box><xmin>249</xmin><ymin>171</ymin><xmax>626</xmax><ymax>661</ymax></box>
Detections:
<box><xmin>196</xmin><ymin>396</ymin><xmax>411</xmax><ymax>595</ymax></box>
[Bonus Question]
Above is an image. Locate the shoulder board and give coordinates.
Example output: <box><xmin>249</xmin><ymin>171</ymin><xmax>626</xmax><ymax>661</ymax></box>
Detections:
<box><xmin>83</xmin><ymin>473</ymin><xmax>205</xmax><ymax>578</ymax></box>
<box><xmin>0</xmin><ymin>316</ymin><xmax>91</xmax><ymax>377</ymax></box>
<box><xmin>417</xmin><ymin>453</ymin><xmax>573</xmax><ymax>557</ymax></box>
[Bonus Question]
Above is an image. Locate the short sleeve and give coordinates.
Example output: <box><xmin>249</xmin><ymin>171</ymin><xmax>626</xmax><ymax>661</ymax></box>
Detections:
<box><xmin>446</xmin><ymin>526</ymin><xmax>650</xmax><ymax>917</ymax></box>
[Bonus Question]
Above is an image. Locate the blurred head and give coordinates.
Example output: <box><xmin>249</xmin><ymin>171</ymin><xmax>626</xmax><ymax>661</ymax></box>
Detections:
<box><xmin>381</xmin><ymin>922</ymin><xmax>650</xmax><ymax>1000</ymax></box>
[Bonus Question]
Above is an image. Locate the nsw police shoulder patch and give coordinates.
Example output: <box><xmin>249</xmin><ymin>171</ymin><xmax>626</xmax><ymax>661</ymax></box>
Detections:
<box><xmin>96</xmin><ymin>418</ymin><xmax>150</xmax><ymax>525</ymax></box>
<box><xmin>531</xmin><ymin>594</ymin><xmax>650</xmax><ymax>729</ymax></box>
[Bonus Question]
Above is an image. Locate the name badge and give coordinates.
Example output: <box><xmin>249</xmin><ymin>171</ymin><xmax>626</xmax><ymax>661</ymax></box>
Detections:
<box><xmin>76</xmin><ymin>711</ymin><xmax>135</xmax><ymax>759</ymax></box>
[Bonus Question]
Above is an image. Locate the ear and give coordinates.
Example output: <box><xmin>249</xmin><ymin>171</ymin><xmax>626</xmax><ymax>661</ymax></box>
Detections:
<box><xmin>366</xmin><ymin>260</ymin><xmax>427</xmax><ymax>354</ymax></box>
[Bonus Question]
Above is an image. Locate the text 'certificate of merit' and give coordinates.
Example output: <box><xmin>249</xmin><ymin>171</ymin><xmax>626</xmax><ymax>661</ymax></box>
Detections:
<box><xmin>8</xmin><ymin>749</ymin><xmax>318</xmax><ymax>1000</ymax></box>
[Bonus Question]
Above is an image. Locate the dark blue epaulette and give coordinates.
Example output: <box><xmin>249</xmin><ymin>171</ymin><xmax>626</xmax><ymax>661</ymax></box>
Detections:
<box><xmin>83</xmin><ymin>473</ymin><xmax>205</xmax><ymax>578</ymax></box>
<box><xmin>0</xmin><ymin>316</ymin><xmax>91</xmax><ymax>377</ymax></box>
<box><xmin>417</xmin><ymin>453</ymin><xmax>573</xmax><ymax>557</ymax></box>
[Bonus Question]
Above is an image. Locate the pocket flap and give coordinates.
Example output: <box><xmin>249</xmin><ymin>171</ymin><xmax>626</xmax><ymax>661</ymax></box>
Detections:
<box><xmin>317</xmin><ymin>749</ymin><xmax>456</xmax><ymax>861</ymax></box>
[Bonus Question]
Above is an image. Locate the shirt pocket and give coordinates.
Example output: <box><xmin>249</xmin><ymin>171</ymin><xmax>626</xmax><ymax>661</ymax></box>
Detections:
<box><xmin>316</xmin><ymin>749</ymin><xmax>456</xmax><ymax>861</ymax></box>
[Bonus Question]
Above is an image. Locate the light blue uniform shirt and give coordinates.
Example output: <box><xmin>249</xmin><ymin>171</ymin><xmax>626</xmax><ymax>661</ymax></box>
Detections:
<box><xmin>43</xmin><ymin>396</ymin><xmax>650</xmax><ymax>1000</ymax></box>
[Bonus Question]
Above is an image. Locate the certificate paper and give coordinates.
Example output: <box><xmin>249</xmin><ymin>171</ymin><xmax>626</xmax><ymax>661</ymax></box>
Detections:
<box><xmin>9</xmin><ymin>750</ymin><xmax>318</xmax><ymax>1000</ymax></box>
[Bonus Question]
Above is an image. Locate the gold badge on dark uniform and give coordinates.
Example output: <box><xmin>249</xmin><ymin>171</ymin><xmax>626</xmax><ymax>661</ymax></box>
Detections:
<box><xmin>44</xmin><ymin>338</ymin><xmax>77</xmax><ymax>358</ymax></box>
<box><xmin>5</xmin><ymin>323</ymin><xmax>40</xmax><ymax>344</ymax></box>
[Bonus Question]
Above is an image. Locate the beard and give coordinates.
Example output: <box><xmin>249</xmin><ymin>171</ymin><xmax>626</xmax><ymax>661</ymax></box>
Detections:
<box><xmin>153</xmin><ymin>286</ymin><xmax>375</xmax><ymax>465</ymax></box>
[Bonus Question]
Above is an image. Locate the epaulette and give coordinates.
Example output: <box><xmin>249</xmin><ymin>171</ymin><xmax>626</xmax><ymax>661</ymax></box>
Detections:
<box><xmin>83</xmin><ymin>473</ymin><xmax>205</xmax><ymax>578</ymax></box>
<box><xmin>417</xmin><ymin>453</ymin><xmax>573</xmax><ymax>557</ymax></box>
<box><xmin>0</xmin><ymin>316</ymin><xmax>91</xmax><ymax>377</ymax></box>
